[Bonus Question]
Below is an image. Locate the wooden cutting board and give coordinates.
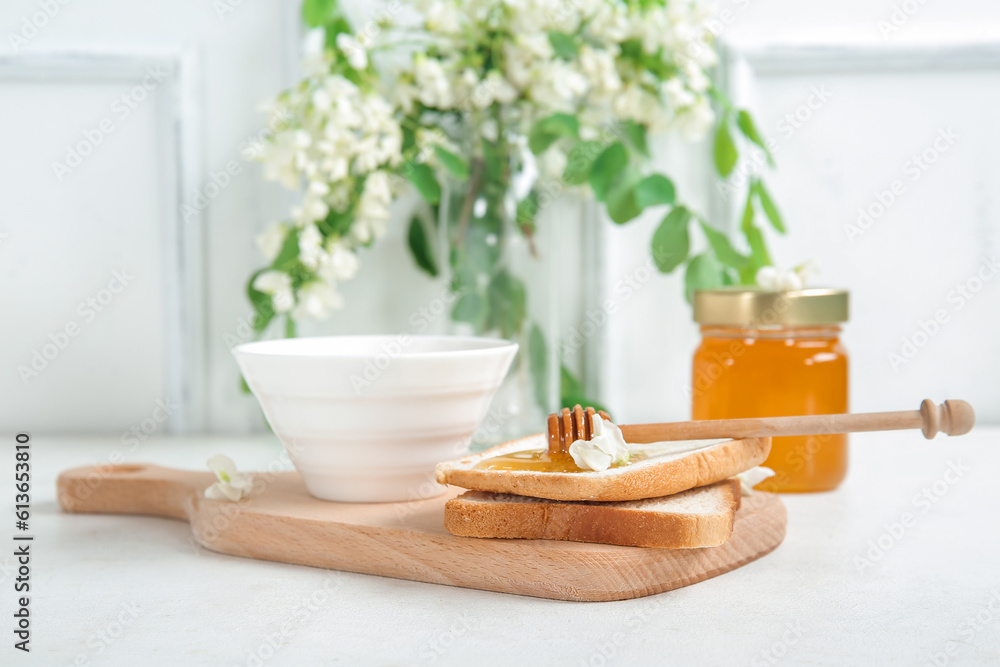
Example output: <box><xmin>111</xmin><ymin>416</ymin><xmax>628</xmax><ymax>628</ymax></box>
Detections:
<box><xmin>57</xmin><ymin>463</ymin><xmax>786</xmax><ymax>602</ymax></box>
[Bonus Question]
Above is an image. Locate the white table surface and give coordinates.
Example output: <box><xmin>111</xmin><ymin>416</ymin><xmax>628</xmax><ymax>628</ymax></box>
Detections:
<box><xmin>10</xmin><ymin>429</ymin><xmax>1000</xmax><ymax>666</ymax></box>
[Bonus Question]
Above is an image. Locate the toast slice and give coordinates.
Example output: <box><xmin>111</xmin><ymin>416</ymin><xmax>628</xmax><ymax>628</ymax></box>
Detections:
<box><xmin>445</xmin><ymin>479</ymin><xmax>741</xmax><ymax>548</ymax></box>
<box><xmin>435</xmin><ymin>434</ymin><xmax>769</xmax><ymax>502</ymax></box>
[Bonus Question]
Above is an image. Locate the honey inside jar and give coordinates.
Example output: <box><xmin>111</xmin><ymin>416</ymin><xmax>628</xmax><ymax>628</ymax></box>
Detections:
<box><xmin>474</xmin><ymin>449</ymin><xmax>647</xmax><ymax>473</ymax></box>
<box><xmin>691</xmin><ymin>289</ymin><xmax>850</xmax><ymax>493</ymax></box>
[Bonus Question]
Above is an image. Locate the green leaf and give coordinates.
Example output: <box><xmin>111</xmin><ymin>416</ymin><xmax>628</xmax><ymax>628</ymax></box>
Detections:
<box><xmin>401</xmin><ymin>124</ymin><xmax>416</xmax><ymax>154</ymax></box>
<box><xmin>528</xmin><ymin>113</ymin><xmax>579</xmax><ymax>154</ymax></box>
<box><xmin>246</xmin><ymin>269</ymin><xmax>276</xmax><ymax>333</ymax></box>
<box><xmin>486</xmin><ymin>270</ymin><xmax>527</xmax><ymax>338</ymax></box>
<box><xmin>433</xmin><ymin>145</ymin><xmax>470</xmax><ymax>180</ymax></box>
<box><xmin>562</xmin><ymin>140</ymin><xmax>601</xmax><ymax>185</ymax></box>
<box><xmin>302</xmin><ymin>0</ymin><xmax>339</xmax><ymax>27</ymax></box>
<box><xmin>548</xmin><ymin>31</ymin><xmax>578</xmax><ymax>59</ymax></box>
<box><xmin>752</xmin><ymin>179</ymin><xmax>786</xmax><ymax>233</ymax></box>
<box><xmin>650</xmin><ymin>207</ymin><xmax>691</xmax><ymax>273</ymax></box>
<box><xmin>684</xmin><ymin>253</ymin><xmax>724</xmax><ymax>303</ymax></box>
<box><xmin>451</xmin><ymin>291</ymin><xmax>487</xmax><ymax>327</ymax></box>
<box><xmin>284</xmin><ymin>316</ymin><xmax>297</xmax><ymax>338</ymax></box>
<box><xmin>714</xmin><ymin>113</ymin><xmax>738</xmax><ymax>178</ymax></box>
<box><xmin>407</xmin><ymin>216</ymin><xmax>438</xmax><ymax>277</ymax></box>
<box><xmin>239</xmin><ymin>376</ymin><xmax>251</xmax><ymax>394</ymax></box>
<box><xmin>406</xmin><ymin>163</ymin><xmax>441</xmax><ymax>204</ymax></box>
<box><xmin>605</xmin><ymin>171</ymin><xmax>642</xmax><ymax>224</ymax></box>
<box><xmin>318</xmin><ymin>208</ymin><xmax>353</xmax><ymax>237</ymax></box>
<box><xmin>740</xmin><ymin>188</ymin><xmax>755</xmax><ymax>233</ymax></box>
<box><xmin>560</xmin><ymin>365</ymin><xmax>610</xmax><ymax>415</ymax></box>
<box><xmin>322</xmin><ymin>16</ymin><xmax>353</xmax><ymax>50</ymax></box>
<box><xmin>272</xmin><ymin>227</ymin><xmax>300</xmax><ymax>271</ymax></box>
<box><xmin>700</xmin><ymin>221</ymin><xmax>749</xmax><ymax>269</ymax></box>
<box><xmin>622</xmin><ymin>120</ymin><xmax>649</xmax><ymax>157</ymax></box>
<box><xmin>589</xmin><ymin>142</ymin><xmax>628</xmax><ymax>201</ymax></box>
<box><xmin>516</xmin><ymin>195</ymin><xmax>538</xmax><ymax>227</ymax></box>
<box><xmin>745</xmin><ymin>225</ymin><xmax>772</xmax><ymax>270</ymax></box>
<box><xmin>634</xmin><ymin>174</ymin><xmax>675</xmax><ymax>208</ymax></box>
<box><xmin>527</xmin><ymin>323</ymin><xmax>549</xmax><ymax>411</ymax></box>
<box><xmin>736</xmin><ymin>110</ymin><xmax>774</xmax><ymax>166</ymax></box>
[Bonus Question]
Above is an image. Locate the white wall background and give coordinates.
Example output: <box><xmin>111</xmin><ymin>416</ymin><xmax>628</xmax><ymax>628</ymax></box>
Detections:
<box><xmin>2</xmin><ymin>0</ymin><xmax>999</xmax><ymax>436</ymax></box>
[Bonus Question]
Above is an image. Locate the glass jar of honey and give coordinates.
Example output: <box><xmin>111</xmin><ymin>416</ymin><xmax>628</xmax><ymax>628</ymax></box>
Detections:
<box><xmin>691</xmin><ymin>288</ymin><xmax>849</xmax><ymax>492</ymax></box>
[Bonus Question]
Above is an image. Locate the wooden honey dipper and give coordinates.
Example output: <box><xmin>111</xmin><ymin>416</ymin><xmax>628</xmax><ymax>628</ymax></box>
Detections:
<box><xmin>546</xmin><ymin>399</ymin><xmax>975</xmax><ymax>455</ymax></box>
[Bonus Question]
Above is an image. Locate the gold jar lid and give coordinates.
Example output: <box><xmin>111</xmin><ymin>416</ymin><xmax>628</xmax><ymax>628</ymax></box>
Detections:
<box><xmin>693</xmin><ymin>288</ymin><xmax>849</xmax><ymax>326</ymax></box>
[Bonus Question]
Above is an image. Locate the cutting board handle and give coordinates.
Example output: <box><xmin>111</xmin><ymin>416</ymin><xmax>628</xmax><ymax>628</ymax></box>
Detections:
<box><xmin>57</xmin><ymin>464</ymin><xmax>211</xmax><ymax>521</ymax></box>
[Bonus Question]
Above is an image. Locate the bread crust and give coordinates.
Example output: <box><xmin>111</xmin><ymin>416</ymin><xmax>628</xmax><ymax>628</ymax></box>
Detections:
<box><xmin>444</xmin><ymin>479</ymin><xmax>741</xmax><ymax>548</ymax></box>
<box><xmin>435</xmin><ymin>435</ymin><xmax>769</xmax><ymax>502</ymax></box>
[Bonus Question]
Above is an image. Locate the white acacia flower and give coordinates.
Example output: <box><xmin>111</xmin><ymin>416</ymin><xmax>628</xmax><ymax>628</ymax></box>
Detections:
<box><xmin>253</xmin><ymin>270</ymin><xmax>295</xmax><ymax>313</ymax></box>
<box><xmin>424</xmin><ymin>0</ymin><xmax>463</xmax><ymax>34</ymax></box>
<box><xmin>252</xmin><ymin>269</ymin><xmax>291</xmax><ymax>294</ymax></box>
<box><xmin>532</xmin><ymin>61</ymin><xmax>589</xmax><ymax>111</ymax></box>
<box><xmin>205</xmin><ymin>454</ymin><xmax>252</xmax><ymax>501</ymax></box>
<box><xmin>336</xmin><ymin>33</ymin><xmax>368</xmax><ymax>70</ymax></box>
<box><xmin>301</xmin><ymin>28</ymin><xmax>330</xmax><ymax>78</ymax></box>
<box><xmin>320</xmin><ymin>241</ymin><xmax>360</xmax><ymax>282</ymax></box>
<box><xmin>292</xmin><ymin>281</ymin><xmax>343</xmax><ymax>320</ymax></box>
<box><xmin>588</xmin><ymin>4</ymin><xmax>631</xmax><ymax>42</ymax></box>
<box><xmin>634</xmin><ymin>7</ymin><xmax>672</xmax><ymax>54</ymax></box>
<box><xmin>672</xmin><ymin>97</ymin><xmax>715</xmax><ymax>140</ymax></box>
<box><xmin>298</xmin><ymin>224</ymin><xmax>324</xmax><ymax>269</ymax></box>
<box><xmin>539</xmin><ymin>146</ymin><xmax>567</xmax><ymax>181</ymax></box>
<box><xmin>484</xmin><ymin>70</ymin><xmax>518</xmax><ymax>105</ymax></box>
<box><xmin>757</xmin><ymin>261</ymin><xmax>818</xmax><ymax>291</ymax></box>
<box><xmin>612</xmin><ymin>83</ymin><xmax>660</xmax><ymax>125</ymax></box>
<box><xmin>272</xmin><ymin>289</ymin><xmax>295</xmax><ymax>313</ymax></box>
<box><xmin>579</xmin><ymin>46</ymin><xmax>621</xmax><ymax>98</ymax></box>
<box><xmin>681</xmin><ymin>59</ymin><xmax>711</xmax><ymax>94</ymax></box>
<box><xmin>363</xmin><ymin>171</ymin><xmax>392</xmax><ymax>205</ymax></box>
<box><xmin>353</xmin><ymin>136</ymin><xmax>383</xmax><ymax>174</ymax></box>
<box><xmin>255</xmin><ymin>224</ymin><xmax>287</xmax><ymax>262</ymax></box>
<box><xmin>664</xmin><ymin>77</ymin><xmax>696</xmax><ymax>109</ymax></box>
<box><xmin>260</xmin><ymin>130</ymin><xmax>306</xmax><ymax>189</ymax></box>
<box><xmin>503</xmin><ymin>34</ymin><xmax>554</xmax><ymax>89</ymax></box>
<box><xmin>414</xmin><ymin>56</ymin><xmax>454</xmax><ymax>109</ymax></box>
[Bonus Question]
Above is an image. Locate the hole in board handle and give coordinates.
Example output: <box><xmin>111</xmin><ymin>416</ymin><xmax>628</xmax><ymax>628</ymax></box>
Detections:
<box><xmin>105</xmin><ymin>464</ymin><xmax>145</xmax><ymax>474</ymax></box>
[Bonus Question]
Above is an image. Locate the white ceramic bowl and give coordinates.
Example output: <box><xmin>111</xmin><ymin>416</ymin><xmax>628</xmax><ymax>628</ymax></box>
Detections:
<box><xmin>233</xmin><ymin>335</ymin><xmax>517</xmax><ymax>502</ymax></box>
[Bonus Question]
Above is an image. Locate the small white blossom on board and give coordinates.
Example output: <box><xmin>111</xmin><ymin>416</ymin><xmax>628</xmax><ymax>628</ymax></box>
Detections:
<box><xmin>205</xmin><ymin>455</ymin><xmax>252</xmax><ymax>501</ymax></box>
